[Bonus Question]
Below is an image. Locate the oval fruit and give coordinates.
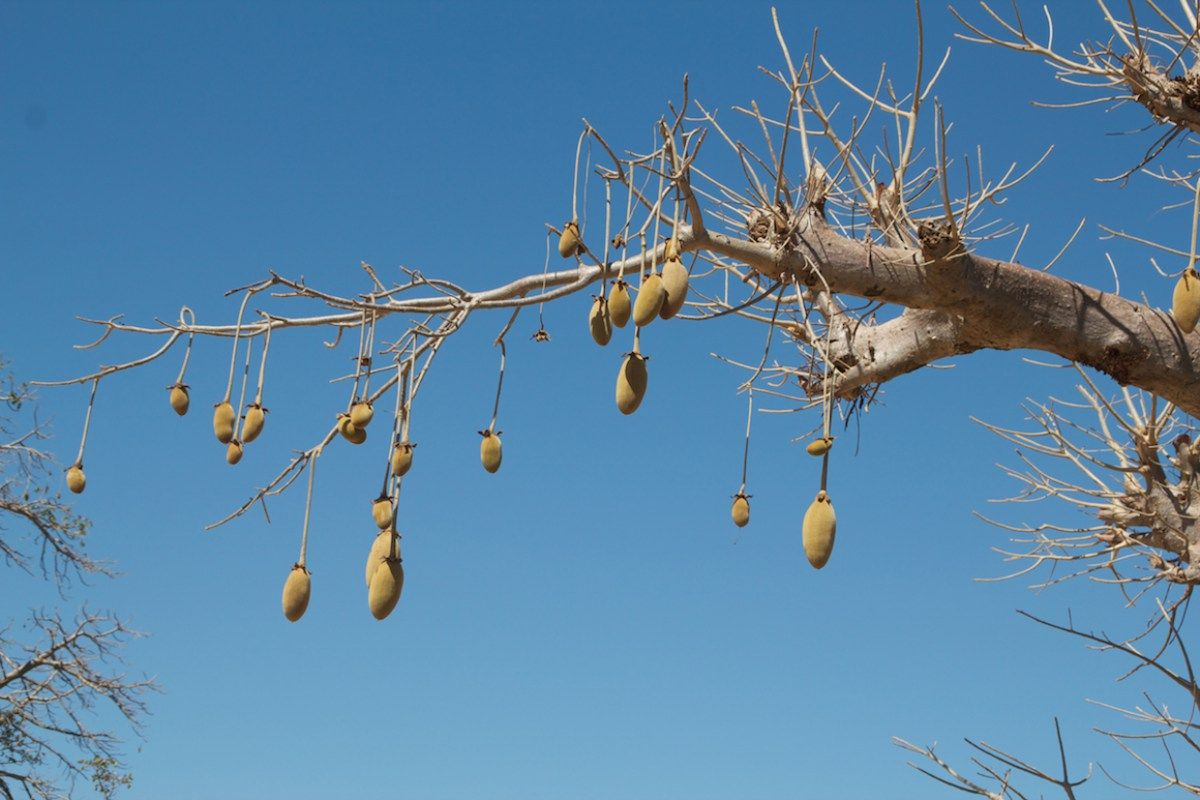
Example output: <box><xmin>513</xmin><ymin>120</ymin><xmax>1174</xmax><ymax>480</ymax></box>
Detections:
<box><xmin>213</xmin><ymin>401</ymin><xmax>235</xmax><ymax>444</ymax></box>
<box><xmin>806</xmin><ymin>436</ymin><xmax>833</xmax><ymax>456</ymax></box>
<box><xmin>589</xmin><ymin>296</ymin><xmax>612</xmax><ymax>346</ymax></box>
<box><xmin>66</xmin><ymin>464</ymin><xmax>86</xmax><ymax>494</ymax></box>
<box><xmin>632</xmin><ymin>273</ymin><xmax>666</xmax><ymax>327</ymax></box>
<box><xmin>802</xmin><ymin>490</ymin><xmax>837</xmax><ymax>569</ymax></box>
<box><xmin>372</xmin><ymin>495</ymin><xmax>393</xmax><ymax>530</ymax></box>
<box><xmin>226</xmin><ymin>440</ymin><xmax>244</xmax><ymax>465</ymax></box>
<box><xmin>169</xmin><ymin>384</ymin><xmax>190</xmax><ymax>416</ymax></box>
<box><xmin>365</xmin><ymin>530</ymin><xmax>396</xmax><ymax>587</ymax></box>
<box><xmin>391</xmin><ymin>441</ymin><xmax>414</xmax><ymax>477</ymax></box>
<box><xmin>368</xmin><ymin>557</ymin><xmax>404</xmax><ymax>620</ymax></box>
<box><xmin>242</xmin><ymin>403</ymin><xmax>265</xmax><ymax>443</ymax></box>
<box><xmin>615</xmin><ymin>353</ymin><xmax>648</xmax><ymax>415</ymax></box>
<box><xmin>609</xmin><ymin>281</ymin><xmax>631</xmax><ymax>328</ymax></box>
<box><xmin>659</xmin><ymin>257</ymin><xmax>689</xmax><ymax>320</ymax></box>
<box><xmin>281</xmin><ymin>564</ymin><xmax>311</xmax><ymax>622</ymax></box>
<box><xmin>731</xmin><ymin>494</ymin><xmax>750</xmax><ymax>528</ymax></box>
<box><xmin>558</xmin><ymin>220</ymin><xmax>581</xmax><ymax>258</ymax></box>
<box><xmin>480</xmin><ymin>431</ymin><xmax>502</xmax><ymax>474</ymax></box>
<box><xmin>1174</xmin><ymin>268</ymin><xmax>1200</xmax><ymax>333</ymax></box>
<box><xmin>350</xmin><ymin>401</ymin><xmax>374</xmax><ymax>429</ymax></box>
<box><xmin>337</xmin><ymin>414</ymin><xmax>367</xmax><ymax>445</ymax></box>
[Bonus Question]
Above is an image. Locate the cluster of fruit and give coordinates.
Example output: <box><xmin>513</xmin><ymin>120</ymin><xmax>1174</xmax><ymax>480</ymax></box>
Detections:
<box><xmin>568</xmin><ymin>219</ymin><xmax>839</xmax><ymax>569</ymax></box>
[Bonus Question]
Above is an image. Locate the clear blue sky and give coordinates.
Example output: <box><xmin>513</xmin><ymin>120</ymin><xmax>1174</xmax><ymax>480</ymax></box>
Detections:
<box><xmin>0</xmin><ymin>1</ymin><xmax>1183</xmax><ymax>797</ymax></box>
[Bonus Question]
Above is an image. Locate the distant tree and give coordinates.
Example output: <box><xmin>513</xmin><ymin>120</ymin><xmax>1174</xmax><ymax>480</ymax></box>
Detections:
<box><xmin>31</xmin><ymin>2</ymin><xmax>1200</xmax><ymax>794</ymax></box>
<box><xmin>1</xmin><ymin>362</ymin><xmax>152</xmax><ymax>800</ymax></box>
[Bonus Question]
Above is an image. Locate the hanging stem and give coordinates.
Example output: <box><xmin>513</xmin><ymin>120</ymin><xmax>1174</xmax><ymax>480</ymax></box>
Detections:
<box><xmin>174</xmin><ymin>306</ymin><xmax>196</xmax><ymax>385</ymax></box>
<box><xmin>361</xmin><ymin>311</ymin><xmax>377</xmax><ymax>398</ymax></box>
<box><xmin>297</xmin><ymin>449</ymin><xmax>320</xmax><ymax>567</ymax></box>
<box><xmin>401</xmin><ymin>344</ymin><xmax>416</xmax><ymax>443</ymax></box>
<box><xmin>486</xmin><ymin>306</ymin><xmax>521</xmax><ymax>432</ymax></box>
<box><xmin>223</xmin><ymin>290</ymin><xmax>255</xmax><ymax>402</ymax></box>
<box><xmin>381</xmin><ymin>358</ymin><xmax>412</xmax><ymax>499</ymax></box>
<box><xmin>253</xmin><ymin>319</ymin><xmax>273</xmax><ymax>405</ymax></box>
<box><xmin>537</xmin><ymin>233</ymin><xmax>551</xmax><ymax>329</ymax></box>
<box><xmin>739</xmin><ymin>388</ymin><xmax>753</xmax><ymax>494</ymax></box>
<box><xmin>651</xmin><ymin>134</ymin><xmax>667</xmax><ymax>267</ymax></box>
<box><xmin>490</xmin><ymin>341</ymin><xmax>507</xmax><ymax>434</ymax></box>
<box><xmin>349</xmin><ymin>310</ymin><xmax>369</xmax><ymax>408</ymax></box>
<box><xmin>602</xmin><ymin>180</ymin><xmax>612</xmax><ymax>292</ymax></box>
<box><xmin>618</xmin><ymin>161</ymin><xmax>634</xmax><ymax>281</ymax></box>
<box><xmin>581</xmin><ymin>137</ymin><xmax>593</xmax><ymax>234</ymax></box>
<box><xmin>74</xmin><ymin>378</ymin><xmax>99</xmax><ymax>466</ymax></box>
<box><xmin>570</xmin><ymin>127</ymin><xmax>587</xmax><ymax>221</ymax></box>
<box><xmin>233</xmin><ymin>335</ymin><xmax>254</xmax><ymax>440</ymax></box>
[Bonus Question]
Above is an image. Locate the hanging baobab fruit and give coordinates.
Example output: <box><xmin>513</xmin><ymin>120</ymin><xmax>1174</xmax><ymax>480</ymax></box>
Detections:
<box><xmin>558</xmin><ymin>219</ymin><xmax>582</xmax><ymax>258</ymax></box>
<box><xmin>731</xmin><ymin>493</ymin><xmax>750</xmax><ymax>528</ymax></box>
<box><xmin>66</xmin><ymin>464</ymin><xmax>86</xmax><ymax>494</ymax></box>
<box><xmin>226</xmin><ymin>440</ymin><xmax>244</xmax><ymax>465</ymax></box>
<box><xmin>66</xmin><ymin>379</ymin><xmax>97</xmax><ymax>494</ymax></box>
<box><xmin>609</xmin><ymin>280</ymin><xmax>631</xmax><ymax>327</ymax></box>
<box><xmin>213</xmin><ymin>401</ymin><xmax>235</xmax><ymax>444</ymax></box>
<box><xmin>802</xmin><ymin>490</ymin><xmax>837</xmax><ymax>569</ymax></box>
<box><xmin>391</xmin><ymin>441</ymin><xmax>414</xmax><ymax>477</ymax></box>
<box><xmin>371</xmin><ymin>494</ymin><xmax>394</xmax><ymax>530</ymax></box>
<box><xmin>282</xmin><ymin>450</ymin><xmax>319</xmax><ymax>622</ymax></box>
<box><xmin>281</xmin><ymin>564</ymin><xmax>312</xmax><ymax>622</ymax></box>
<box><xmin>242</xmin><ymin>403</ymin><xmax>266</xmax><ymax>443</ymax></box>
<box><xmin>589</xmin><ymin>296</ymin><xmax>613</xmax><ymax>346</ymax></box>
<box><xmin>806</xmin><ymin>436</ymin><xmax>833</xmax><ymax>456</ymax></box>
<box><xmin>632</xmin><ymin>273</ymin><xmax>666</xmax><ymax>327</ymax></box>
<box><xmin>350</xmin><ymin>400</ymin><xmax>374</xmax><ymax>429</ymax></box>
<box><xmin>615</xmin><ymin>346</ymin><xmax>649</xmax><ymax>415</ymax></box>
<box><xmin>368</xmin><ymin>533</ymin><xmax>404</xmax><ymax>621</ymax></box>
<box><xmin>1173</xmin><ymin>268</ymin><xmax>1200</xmax><ymax>333</ymax></box>
<box><xmin>168</xmin><ymin>319</ymin><xmax>195</xmax><ymax>416</ymax></box>
<box><xmin>660</xmin><ymin>256</ymin><xmax>689</xmax><ymax>320</ymax></box>
<box><xmin>365</xmin><ymin>530</ymin><xmax>395</xmax><ymax>587</ymax></box>
<box><xmin>480</xmin><ymin>430</ymin><xmax>503</xmax><ymax>473</ymax></box>
<box><xmin>337</xmin><ymin>413</ymin><xmax>367</xmax><ymax>445</ymax></box>
<box><xmin>169</xmin><ymin>384</ymin><xmax>190</xmax><ymax>416</ymax></box>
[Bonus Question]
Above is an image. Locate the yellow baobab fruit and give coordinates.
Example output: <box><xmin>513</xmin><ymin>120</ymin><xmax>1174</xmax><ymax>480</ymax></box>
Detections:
<box><xmin>281</xmin><ymin>564</ymin><xmax>311</xmax><ymax>622</ymax></box>
<box><xmin>212</xmin><ymin>401</ymin><xmax>235</xmax><ymax>444</ymax></box>
<box><xmin>372</xmin><ymin>494</ymin><xmax>393</xmax><ymax>530</ymax></box>
<box><xmin>659</xmin><ymin>257</ymin><xmax>689</xmax><ymax>320</ymax></box>
<box><xmin>1173</xmin><ymin>268</ymin><xmax>1200</xmax><ymax>333</ymax></box>
<box><xmin>66</xmin><ymin>464</ymin><xmax>86</xmax><ymax>494</ymax></box>
<box><xmin>365</xmin><ymin>530</ymin><xmax>396</xmax><ymax>587</ymax></box>
<box><xmin>609</xmin><ymin>280</ymin><xmax>631</xmax><ymax>328</ymax></box>
<box><xmin>242</xmin><ymin>403</ymin><xmax>265</xmax><ymax>443</ymax></box>
<box><xmin>558</xmin><ymin>219</ymin><xmax>582</xmax><ymax>258</ymax></box>
<box><xmin>802</xmin><ymin>490</ymin><xmax>837</xmax><ymax>569</ymax></box>
<box><xmin>169</xmin><ymin>383</ymin><xmax>190</xmax><ymax>416</ymax></box>
<box><xmin>806</xmin><ymin>436</ymin><xmax>834</xmax><ymax>457</ymax></box>
<box><xmin>632</xmin><ymin>273</ymin><xmax>666</xmax><ymax>327</ymax></box>
<box><xmin>731</xmin><ymin>494</ymin><xmax>750</xmax><ymax>528</ymax></box>
<box><xmin>589</xmin><ymin>296</ymin><xmax>612</xmax><ymax>346</ymax></box>
<box><xmin>337</xmin><ymin>413</ymin><xmax>367</xmax><ymax>445</ymax></box>
<box><xmin>480</xmin><ymin>430</ymin><xmax>502</xmax><ymax>474</ymax></box>
<box><xmin>226</xmin><ymin>440</ymin><xmax>244</xmax><ymax>465</ymax></box>
<box><xmin>350</xmin><ymin>401</ymin><xmax>374</xmax><ymax>429</ymax></box>
<box><xmin>615</xmin><ymin>352</ymin><xmax>648</xmax><ymax>415</ymax></box>
<box><xmin>391</xmin><ymin>441</ymin><xmax>414</xmax><ymax>477</ymax></box>
<box><xmin>368</xmin><ymin>557</ymin><xmax>404</xmax><ymax>620</ymax></box>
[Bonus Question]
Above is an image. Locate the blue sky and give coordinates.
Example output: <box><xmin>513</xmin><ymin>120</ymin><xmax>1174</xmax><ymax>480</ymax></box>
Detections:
<box><xmin>0</xmin><ymin>1</ymin><xmax>1189</xmax><ymax>798</ymax></box>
